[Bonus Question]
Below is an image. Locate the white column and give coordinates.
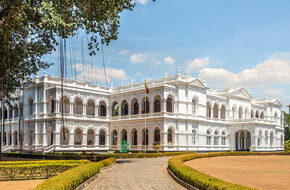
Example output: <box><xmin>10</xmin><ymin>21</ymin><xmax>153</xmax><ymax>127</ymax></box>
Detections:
<box><xmin>69</xmin><ymin>133</ymin><xmax>74</xmax><ymax>146</ymax></box>
<box><xmin>35</xmin><ymin>122</ymin><xmax>39</xmax><ymax>146</ymax></box>
<box><xmin>70</xmin><ymin>103</ymin><xmax>73</xmax><ymax>114</ymax></box>
<box><xmin>83</xmin><ymin>104</ymin><xmax>86</xmax><ymax>115</ymax></box>
<box><xmin>83</xmin><ymin>133</ymin><xmax>87</xmax><ymax>145</ymax></box>
<box><xmin>95</xmin><ymin>105</ymin><xmax>99</xmax><ymax>116</ymax></box>
<box><xmin>43</xmin><ymin>88</ymin><xmax>47</xmax><ymax>114</ymax></box>
<box><xmin>43</xmin><ymin>122</ymin><xmax>48</xmax><ymax>146</ymax></box>
<box><xmin>34</xmin><ymin>86</ymin><xmax>38</xmax><ymax>115</ymax></box>
<box><xmin>95</xmin><ymin>134</ymin><xmax>99</xmax><ymax>146</ymax></box>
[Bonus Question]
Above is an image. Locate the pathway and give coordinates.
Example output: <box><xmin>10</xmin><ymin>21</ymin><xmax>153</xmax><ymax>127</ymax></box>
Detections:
<box><xmin>85</xmin><ymin>157</ymin><xmax>185</xmax><ymax>190</ymax></box>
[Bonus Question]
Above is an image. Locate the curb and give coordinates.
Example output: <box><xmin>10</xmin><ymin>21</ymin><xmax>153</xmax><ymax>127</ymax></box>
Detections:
<box><xmin>167</xmin><ymin>167</ymin><xmax>199</xmax><ymax>190</ymax></box>
<box><xmin>75</xmin><ymin>162</ymin><xmax>116</xmax><ymax>190</ymax></box>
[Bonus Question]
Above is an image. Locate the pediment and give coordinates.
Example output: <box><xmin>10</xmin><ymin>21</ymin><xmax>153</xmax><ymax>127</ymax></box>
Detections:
<box><xmin>189</xmin><ymin>79</ymin><xmax>207</xmax><ymax>89</ymax></box>
<box><xmin>230</xmin><ymin>88</ymin><xmax>252</xmax><ymax>99</ymax></box>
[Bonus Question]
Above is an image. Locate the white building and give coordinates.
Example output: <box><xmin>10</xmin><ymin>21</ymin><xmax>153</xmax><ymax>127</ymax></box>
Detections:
<box><xmin>1</xmin><ymin>70</ymin><xmax>285</xmax><ymax>152</ymax></box>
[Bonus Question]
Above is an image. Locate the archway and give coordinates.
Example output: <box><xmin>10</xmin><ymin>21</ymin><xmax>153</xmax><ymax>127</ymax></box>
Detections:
<box><xmin>86</xmin><ymin>99</ymin><xmax>95</xmax><ymax>116</ymax></box>
<box><xmin>154</xmin><ymin>128</ymin><xmax>160</xmax><ymax>145</ymax></box>
<box><xmin>13</xmin><ymin>131</ymin><xmax>18</xmax><ymax>145</ymax></box>
<box><xmin>142</xmin><ymin>128</ymin><xmax>149</xmax><ymax>145</ymax></box>
<box><xmin>121</xmin><ymin>100</ymin><xmax>128</xmax><ymax>116</ymax></box>
<box><xmin>235</xmin><ymin>130</ymin><xmax>251</xmax><ymax>151</ymax></box>
<box><xmin>99</xmin><ymin>130</ymin><xmax>106</xmax><ymax>145</ymax></box>
<box><xmin>131</xmin><ymin>129</ymin><xmax>138</xmax><ymax>145</ymax></box>
<box><xmin>121</xmin><ymin>129</ymin><xmax>127</xmax><ymax>142</ymax></box>
<box><xmin>87</xmin><ymin>129</ymin><xmax>95</xmax><ymax>145</ymax></box>
<box><xmin>60</xmin><ymin>127</ymin><xmax>69</xmax><ymax>145</ymax></box>
<box><xmin>154</xmin><ymin>96</ymin><xmax>161</xmax><ymax>113</ymax></box>
<box><xmin>112</xmin><ymin>130</ymin><xmax>118</xmax><ymax>145</ymax></box>
<box><xmin>74</xmin><ymin>128</ymin><xmax>83</xmax><ymax>145</ymax></box>
<box><xmin>131</xmin><ymin>98</ymin><xmax>139</xmax><ymax>115</ymax></box>
<box><xmin>112</xmin><ymin>101</ymin><xmax>119</xmax><ymax>116</ymax></box>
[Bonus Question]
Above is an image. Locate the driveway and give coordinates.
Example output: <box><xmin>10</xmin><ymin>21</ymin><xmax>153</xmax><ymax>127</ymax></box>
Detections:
<box><xmin>85</xmin><ymin>157</ymin><xmax>185</xmax><ymax>190</ymax></box>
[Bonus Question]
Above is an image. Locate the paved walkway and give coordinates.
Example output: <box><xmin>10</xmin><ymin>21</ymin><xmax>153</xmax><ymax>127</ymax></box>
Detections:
<box><xmin>85</xmin><ymin>157</ymin><xmax>185</xmax><ymax>190</ymax></box>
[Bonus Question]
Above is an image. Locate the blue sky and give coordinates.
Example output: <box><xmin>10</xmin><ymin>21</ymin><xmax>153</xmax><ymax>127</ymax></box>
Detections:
<box><xmin>42</xmin><ymin>0</ymin><xmax>290</xmax><ymax>110</ymax></box>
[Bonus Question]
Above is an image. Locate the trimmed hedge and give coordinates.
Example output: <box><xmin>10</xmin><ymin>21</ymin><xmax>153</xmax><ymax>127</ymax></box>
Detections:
<box><xmin>168</xmin><ymin>151</ymin><xmax>290</xmax><ymax>190</ymax></box>
<box><xmin>3</xmin><ymin>151</ymin><xmax>195</xmax><ymax>161</ymax></box>
<box><xmin>0</xmin><ymin>160</ymin><xmax>89</xmax><ymax>180</ymax></box>
<box><xmin>35</xmin><ymin>157</ymin><xmax>116</xmax><ymax>190</ymax></box>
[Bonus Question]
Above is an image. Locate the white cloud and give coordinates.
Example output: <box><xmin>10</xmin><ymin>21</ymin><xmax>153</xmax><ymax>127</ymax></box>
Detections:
<box><xmin>198</xmin><ymin>56</ymin><xmax>290</xmax><ymax>88</ymax></box>
<box><xmin>130</xmin><ymin>53</ymin><xmax>147</xmax><ymax>64</ymax></box>
<box><xmin>187</xmin><ymin>57</ymin><xmax>209</xmax><ymax>72</ymax></box>
<box><xmin>264</xmin><ymin>88</ymin><xmax>285</xmax><ymax>96</ymax></box>
<box><xmin>118</xmin><ymin>50</ymin><xmax>129</xmax><ymax>56</ymax></box>
<box><xmin>73</xmin><ymin>63</ymin><xmax>126</xmax><ymax>82</ymax></box>
<box><xmin>135</xmin><ymin>0</ymin><xmax>149</xmax><ymax>5</ymax></box>
<box><xmin>164</xmin><ymin>56</ymin><xmax>175</xmax><ymax>65</ymax></box>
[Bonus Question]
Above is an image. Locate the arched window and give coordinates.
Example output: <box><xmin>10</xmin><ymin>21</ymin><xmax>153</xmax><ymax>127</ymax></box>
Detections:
<box><xmin>213</xmin><ymin>103</ymin><xmax>218</xmax><ymax>118</ymax></box>
<box><xmin>251</xmin><ymin>110</ymin><xmax>254</xmax><ymax>118</ymax></box>
<box><xmin>73</xmin><ymin>98</ymin><xmax>83</xmax><ymax>115</ymax></box>
<box><xmin>9</xmin><ymin>106</ymin><xmax>13</xmax><ymax>119</ymax></box>
<box><xmin>48</xmin><ymin>97</ymin><xmax>55</xmax><ymax>113</ymax></box>
<box><xmin>221</xmin><ymin>131</ymin><xmax>226</xmax><ymax>145</ymax></box>
<box><xmin>99</xmin><ymin>101</ymin><xmax>107</xmax><ymax>117</ymax></box>
<box><xmin>274</xmin><ymin>112</ymin><xmax>278</xmax><ymax>120</ymax></box>
<box><xmin>255</xmin><ymin>110</ymin><xmax>259</xmax><ymax>119</ymax></box>
<box><xmin>99</xmin><ymin>130</ymin><xmax>106</xmax><ymax>145</ymax></box>
<box><xmin>60</xmin><ymin>127</ymin><xmax>69</xmax><ymax>145</ymax></box>
<box><xmin>244</xmin><ymin>108</ymin><xmax>248</xmax><ymax>119</ymax></box>
<box><xmin>206</xmin><ymin>130</ymin><xmax>211</xmax><ymax>145</ymax></box>
<box><xmin>154</xmin><ymin>97</ymin><xmax>161</xmax><ymax>113</ymax></box>
<box><xmin>13</xmin><ymin>131</ymin><xmax>18</xmax><ymax>145</ymax></box>
<box><xmin>4</xmin><ymin>106</ymin><xmax>8</xmax><ymax>119</ymax></box>
<box><xmin>166</xmin><ymin>97</ymin><xmax>173</xmax><ymax>113</ymax></box>
<box><xmin>121</xmin><ymin>100</ymin><xmax>128</xmax><ymax>116</ymax></box>
<box><xmin>74</xmin><ymin>128</ymin><xmax>83</xmax><ymax>145</ymax></box>
<box><xmin>206</xmin><ymin>102</ymin><xmax>211</xmax><ymax>117</ymax></box>
<box><xmin>192</xmin><ymin>129</ymin><xmax>196</xmax><ymax>145</ymax></box>
<box><xmin>28</xmin><ymin>98</ymin><xmax>34</xmax><ymax>115</ymax></box>
<box><xmin>60</xmin><ymin>96</ymin><xmax>70</xmax><ymax>113</ymax></box>
<box><xmin>142</xmin><ymin>128</ymin><xmax>149</xmax><ymax>145</ymax></box>
<box><xmin>87</xmin><ymin>129</ymin><xmax>95</xmax><ymax>145</ymax></box>
<box><xmin>142</xmin><ymin>97</ymin><xmax>149</xmax><ymax>114</ymax></box>
<box><xmin>112</xmin><ymin>130</ymin><xmax>118</xmax><ymax>145</ymax></box>
<box><xmin>19</xmin><ymin>102</ymin><xmax>23</xmax><ymax>117</ymax></box>
<box><xmin>192</xmin><ymin>99</ymin><xmax>198</xmax><ymax>115</ymax></box>
<box><xmin>121</xmin><ymin>129</ymin><xmax>127</xmax><ymax>141</ymax></box>
<box><xmin>238</xmin><ymin>107</ymin><xmax>243</xmax><ymax>119</ymax></box>
<box><xmin>220</xmin><ymin>105</ymin><xmax>226</xmax><ymax>119</ymax></box>
<box><xmin>14</xmin><ymin>104</ymin><xmax>18</xmax><ymax>118</ymax></box>
<box><xmin>8</xmin><ymin>131</ymin><xmax>12</xmax><ymax>145</ymax></box>
<box><xmin>260</xmin><ymin>111</ymin><xmax>264</xmax><ymax>119</ymax></box>
<box><xmin>3</xmin><ymin>131</ymin><xmax>7</xmax><ymax>145</ymax></box>
<box><xmin>214</xmin><ymin>130</ymin><xmax>219</xmax><ymax>145</ymax></box>
<box><xmin>168</xmin><ymin>128</ymin><xmax>173</xmax><ymax>145</ymax></box>
<box><xmin>131</xmin><ymin>98</ymin><xmax>139</xmax><ymax>115</ymax></box>
<box><xmin>49</xmin><ymin>128</ymin><xmax>54</xmax><ymax>145</ymax></box>
<box><xmin>112</xmin><ymin>101</ymin><xmax>119</xmax><ymax>117</ymax></box>
<box><xmin>86</xmin><ymin>99</ymin><xmax>95</xmax><ymax>116</ymax></box>
<box><xmin>131</xmin><ymin>129</ymin><xmax>138</xmax><ymax>145</ymax></box>
<box><xmin>154</xmin><ymin>128</ymin><xmax>160</xmax><ymax>144</ymax></box>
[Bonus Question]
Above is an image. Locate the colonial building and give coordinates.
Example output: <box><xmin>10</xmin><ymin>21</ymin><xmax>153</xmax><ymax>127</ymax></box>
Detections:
<box><xmin>0</xmin><ymin>70</ymin><xmax>285</xmax><ymax>152</ymax></box>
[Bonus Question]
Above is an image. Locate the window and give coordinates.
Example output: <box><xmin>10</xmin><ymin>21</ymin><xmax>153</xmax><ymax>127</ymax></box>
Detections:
<box><xmin>206</xmin><ymin>130</ymin><xmax>211</xmax><ymax>145</ymax></box>
<box><xmin>86</xmin><ymin>99</ymin><xmax>95</xmax><ymax>116</ymax></box>
<box><xmin>213</xmin><ymin>103</ymin><xmax>218</xmax><ymax>118</ymax></box>
<box><xmin>142</xmin><ymin>97</ymin><xmax>149</xmax><ymax>114</ymax></box>
<box><xmin>220</xmin><ymin>105</ymin><xmax>226</xmax><ymax>119</ymax></box>
<box><xmin>214</xmin><ymin>131</ymin><xmax>219</xmax><ymax>145</ymax></box>
<box><xmin>154</xmin><ymin>128</ymin><xmax>160</xmax><ymax>144</ymax></box>
<box><xmin>166</xmin><ymin>97</ymin><xmax>173</xmax><ymax>113</ymax></box>
<box><xmin>112</xmin><ymin>101</ymin><xmax>118</xmax><ymax>117</ymax></box>
<box><xmin>221</xmin><ymin>131</ymin><xmax>226</xmax><ymax>145</ymax></box>
<box><xmin>99</xmin><ymin>101</ymin><xmax>107</xmax><ymax>117</ymax></box>
<box><xmin>239</xmin><ymin>107</ymin><xmax>243</xmax><ymax>119</ymax></box>
<box><xmin>28</xmin><ymin>98</ymin><xmax>33</xmax><ymax>115</ymax></box>
<box><xmin>60</xmin><ymin>96</ymin><xmax>70</xmax><ymax>113</ymax></box>
<box><xmin>154</xmin><ymin>98</ymin><xmax>161</xmax><ymax>113</ymax></box>
<box><xmin>192</xmin><ymin>99</ymin><xmax>198</xmax><ymax>115</ymax></box>
<box><xmin>206</xmin><ymin>102</ymin><xmax>211</xmax><ymax>117</ymax></box>
<box><xmin>73</xmin><ymin>98</ymin><xmax>83</xmax><ymax>115</ymax></box>
<box><xmin>168</xmin><ymin>128</ymin><xmax>173</xmax><ymax>145</ymax></box>
<box><xmin>121</xmin><ymin>100</ymin><xmax>128</xmax><ymax>116</ymax></box>
<box><xmin>99</xmin><ymin>130</ymin><xmax>106</xmax><ymax>145</ymax></box>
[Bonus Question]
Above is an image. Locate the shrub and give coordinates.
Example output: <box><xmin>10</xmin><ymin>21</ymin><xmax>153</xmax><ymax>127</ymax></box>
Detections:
<box><xmin>285</xmin><ymin>140</ymin><xmax>290</xmax><ymax>152</ymax></box>
<box><xmin>35</xmin><ymin>157</ymin><xmax>116</xmax><ymax>190</ymax></box>
<box><xmin>168</xmin><ymin>151</ymin><xmax>290</xmax><ymax>190</ymax></box>
<box><xmin>0</xmin><ymin>160</ymin><xmax>89</xmax><ymax>180</ymax></box>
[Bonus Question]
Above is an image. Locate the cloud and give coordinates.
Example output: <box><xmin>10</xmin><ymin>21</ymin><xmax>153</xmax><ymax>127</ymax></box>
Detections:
<box><xmin>73</xmin><ymin>63</ymin><xmax>126</xmax><ymax>82</ymax></box>
<box><xmin>264</xmin><ymin>88</ymin><xmax>285</xmax><ymax>96</ymax></box>
<box><xmin>187</xmin><ymin>57</ymin><xmax>209</xmax><ymax>72</ymax></box>
<box><xmin>130</xmin><ymin>53</ymin><xmax>147</xmax><ymax>64</ymax></box>
<box><xmin>164</xmin><ymin>56</ymin><xmax>175</xmax><ymax>65</ymax></box>
<box><xmin>118</xmin><ymin>50</ymin><xmax>129</xmax><ymax>56</ymax></box>
<box><xmin>198</xmin><ymin>56</ymin><xmax>290</xmax><ymax>88</ymax></box>
<box><xmin>135</xmin><ymin>0</ymin><xmax>149</xmax><ymax>5</ymax></box>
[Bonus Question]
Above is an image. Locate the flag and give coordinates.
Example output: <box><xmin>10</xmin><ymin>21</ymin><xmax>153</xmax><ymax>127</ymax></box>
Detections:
<box><xmin>144</xmin><ymin>81</ymin><xmax>149</xmax><ymax>94</ymax></box>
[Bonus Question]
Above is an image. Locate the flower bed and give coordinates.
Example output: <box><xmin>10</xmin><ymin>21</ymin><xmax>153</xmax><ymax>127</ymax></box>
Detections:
<box><xmin>35</xmin><ymin>157</ymin><xmax>116</xmax><ymax>190</ymax></box>
<box><xmin>168</xmin><ymin>151</ymin><xmax>290</xmax><ymax>190</ymax></box>
<box><xmin>0</xmin><ymin>160</ymin><xmax>89</xmax><ymax>180</ymax></box>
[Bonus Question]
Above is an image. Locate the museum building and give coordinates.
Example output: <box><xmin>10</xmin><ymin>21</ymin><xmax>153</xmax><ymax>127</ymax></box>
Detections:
<box><xmin>0</xmin><ymin>70</ymin><xmax>285</xmax><ymax>152</ymax></box>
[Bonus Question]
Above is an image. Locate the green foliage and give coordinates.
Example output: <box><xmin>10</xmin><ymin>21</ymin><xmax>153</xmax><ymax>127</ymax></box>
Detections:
<box><xmin>284</xmin><ymin>112</ymin><xmax>290</xmax><ymax>140</ymax></box>
<box><xmin>35</xmin><ymin>157</ymin><xmax>116</xmax><ymax>190</ymax></box>
<box><xmin>168</xmin><ymin>152</ymin><xmax>290</xmax><ymax>190</ymax></box>
<box><xmin>0</xmin><ymin>160</ymin><xmax>88</xmax><ymax>180</ymax></box>
<box><xmin>285</xmin><ymin>140</ymin><xmax>290</xmax><ymax>151</ymax></box>
<box><xmin>0</xmin><ymin>0</ymin><xmax>156</xmax><ymax>102</ymax></box>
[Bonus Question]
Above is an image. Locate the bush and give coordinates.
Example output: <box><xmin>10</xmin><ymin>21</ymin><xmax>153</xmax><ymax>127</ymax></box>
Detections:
<box><xmin>0</xmin><ymin>160</ymin><xmax>89</xmax><ymax>180</ymax></box>
<box><xmin>285</xmin><ymin>140</ymin><xmax>290</xmax><ymax>151</ymax></box>
<box><xmin>168</xmin><ymin>151</ymin><xmax>290</xmax><ymax>190</ymax></box>
<box><xmin>35</xmin><ymin>157</ymin><xmax>116</xmax><ymax>190</ymax></box>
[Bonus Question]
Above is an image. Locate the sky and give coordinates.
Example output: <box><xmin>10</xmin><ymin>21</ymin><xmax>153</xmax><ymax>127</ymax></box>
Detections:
<box><xmin>41</xmin><ymin>0</ymin><xmax>290</xmax><ymax>110</ymax></box>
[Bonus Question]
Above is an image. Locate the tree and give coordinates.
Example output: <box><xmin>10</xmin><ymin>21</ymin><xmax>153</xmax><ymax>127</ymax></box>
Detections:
<box><xmin>0</xmin><ymin>0</ymin><xmax>154</xmax><ymax>159</ymax></box>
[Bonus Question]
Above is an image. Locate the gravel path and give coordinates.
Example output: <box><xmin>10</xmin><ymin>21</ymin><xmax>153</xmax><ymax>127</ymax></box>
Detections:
<box><xmin>85</xmin><ymin>157</ymin><xmax>185</xmax><ymax>190</ymax></box>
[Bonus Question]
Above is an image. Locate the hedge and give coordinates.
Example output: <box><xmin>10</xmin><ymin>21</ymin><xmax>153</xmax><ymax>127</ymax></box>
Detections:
<box><xmin>0</xmin><ymin>160</ymin><xmax>89</xmax><ymax>180</ymax></box>
<box><xmin>285</xmin><ymin>140</ymin><xmax>290</xmax><ymax>151</ymax></box>
<box><xmin>3</xmin><ymin>151</ymin><xmax>195</xmax><ymax>161</ymax></box>
<box><xmin>35</xmin><ymin>157</ymin><xmax>116</xmax><ymax>190</ymax></box>
<box><xmin>168</xmin><ymin>151</ymin><xmax>290</xmax><ymax>190</ymax></box>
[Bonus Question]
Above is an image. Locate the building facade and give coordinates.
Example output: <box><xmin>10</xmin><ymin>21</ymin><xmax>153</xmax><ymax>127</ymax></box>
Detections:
<box><xmin>0</xmin><ymin>70</ymin><xmax>285</xmax><ymax>152</ymax></box>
